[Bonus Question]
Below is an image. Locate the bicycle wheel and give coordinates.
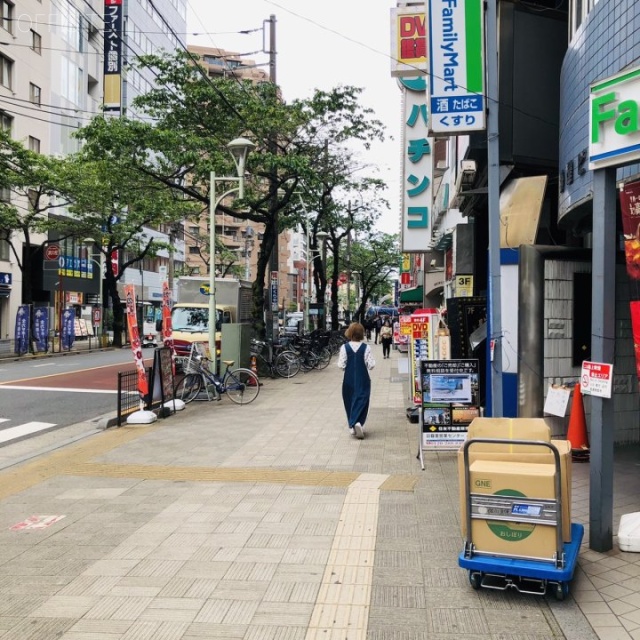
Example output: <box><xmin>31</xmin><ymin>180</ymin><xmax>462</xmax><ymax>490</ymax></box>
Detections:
<box><xmin>313</xmin><ymin>347</ymin><xmax>332</xmax><ymax>370</ymax></box>
<box><xmin>175</xmin><ymin>373</ymin><xmax>202</xmax><ymax>403</ymax></box>
<box><xmin>298</xmin><ymin>350</ymin><xmax>317</xmax><ymax>371</ymax></box>
<box><xmin>225</xmin><ymin>368</ymin><xmax>260</xmax><ymax>404</ymax></box>
<box><xmin>275</xmin><ymin>350</ymin><xmax>301</xmax><ymax>378</ymax></box>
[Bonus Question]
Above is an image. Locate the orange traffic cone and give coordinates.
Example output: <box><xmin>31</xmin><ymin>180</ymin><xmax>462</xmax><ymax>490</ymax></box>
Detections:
<box><xmin>567</xmin><ymin>383</ymin><xmax>590</xmax><ymax>462</ymax></box>
<box><xmin>250</xmin><ymin>355</ymin><xmax>258</xmax><ymax>375</ymax></box>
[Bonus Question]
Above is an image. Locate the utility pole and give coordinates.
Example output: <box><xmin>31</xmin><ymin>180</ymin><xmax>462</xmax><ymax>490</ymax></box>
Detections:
<box><xmin>266</xmin><ymin>14</ymin><xmax>279</xmax><ymax>342</ymax></box>
<box><xmin>485</xmin><ymin>0</ymin><xmax>503</xmax><ymax>416</ymax></box>
<box><xmin>346</xmin><ymin>206</ymin><xmax>352</xmax><ymax>323</ymax></box>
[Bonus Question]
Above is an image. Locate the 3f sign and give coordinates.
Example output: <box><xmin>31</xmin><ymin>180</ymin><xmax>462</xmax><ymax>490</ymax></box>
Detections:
<box><xmin>589</xmin><ymin>67</ymin><xmax>640</xmax><ymax>170</ymax></box>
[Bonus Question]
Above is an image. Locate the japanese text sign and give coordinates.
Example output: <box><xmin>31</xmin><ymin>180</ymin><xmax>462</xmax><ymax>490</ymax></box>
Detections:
<box><xmin>428</xmin><ymin>0</ymin><xmax>486</xmax><ymax>134</ymax></box>
<box><xmin>581</xmin><ymin>360</ymin><xmax>613</xmax><ymax>398</ymax></box>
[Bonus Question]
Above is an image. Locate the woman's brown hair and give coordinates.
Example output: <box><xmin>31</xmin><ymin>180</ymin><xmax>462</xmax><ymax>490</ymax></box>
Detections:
<box><xmin>346</xmin><ymin>322</ymin><xmax>365</xmax><ymax>341</ymax></box>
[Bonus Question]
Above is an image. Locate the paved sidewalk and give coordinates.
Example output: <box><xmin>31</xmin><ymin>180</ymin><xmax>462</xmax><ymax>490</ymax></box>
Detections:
<box><xmin>0</xmin><ymin>346</ymin><xmax>638</xmax><ymax>639</ymax></box>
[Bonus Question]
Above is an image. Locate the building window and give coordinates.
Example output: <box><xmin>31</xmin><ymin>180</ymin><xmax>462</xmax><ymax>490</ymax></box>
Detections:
<box><xmin>189</xmin><ymin>226</ymin><xmax>199</xmax><ymax>236</ymax></box>
<box><xmin>1</xmin><ymin>1</ymin><xmax>12</xmax><ymax>34</ymax></box>
<box><xmin>0</xmin><ymin>110</ymin><xmax>11</xmax><ymax>133</ymax></box>
<box><xmin>29</xmin><ymin>83</ymin><xmax>41</xmax><ymax>106</ymax></box>
<box><xmin>28</xmin><ymin>136</ymin><xmax>40</xmax><ymax>153</ymax></box>
<box><xmin>31</xmin><ymin>30</ymin><xmax>41</xmax><ymax>54</ymax></box>
<box><xmin>0</xmin><ymin>237</ymin><xmax>9</xmax><ymax>261</ymax></box>
<box><xmin>188</xmin><ymin>246</ymin><xmax>200</xmax><ymax>254</ymax></box>
<box><xmin>0</xmin><ymin>186</ymin><xmax>10</xmax><ymax>203</ymax></box>
<box><xmin>0</xmin><ymin>54</ymin><xmax>12</xmax><ymax>90</ymax></box>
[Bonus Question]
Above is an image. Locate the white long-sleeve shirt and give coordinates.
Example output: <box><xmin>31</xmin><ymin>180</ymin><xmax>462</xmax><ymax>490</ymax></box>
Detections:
<box><xmin>337</xmin><ymin>341</ymin><xmax>376</xmax><ymax>370</ymax></box>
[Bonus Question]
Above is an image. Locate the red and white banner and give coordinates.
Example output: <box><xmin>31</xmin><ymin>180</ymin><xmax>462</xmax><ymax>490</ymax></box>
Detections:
<box><xmin>161</xmin><ymin>280</ymin><xmax>176</xmax><ymax>375</ymax></box>
<box><xmin>124</xmin><ymin>284</ymin><xmax>148</xmax><ymax>399</ymax></box>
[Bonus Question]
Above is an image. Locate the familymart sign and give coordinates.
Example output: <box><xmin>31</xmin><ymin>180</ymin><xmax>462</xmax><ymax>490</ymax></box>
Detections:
<box><xmin>590</xmin><ymin>66</ymin><xmax>640</xmax><ymax>170</ymax></box>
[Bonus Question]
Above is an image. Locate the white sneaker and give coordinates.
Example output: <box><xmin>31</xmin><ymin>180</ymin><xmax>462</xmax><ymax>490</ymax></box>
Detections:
<box><xmin>349</xmin><ymin>427</ymin><xmax>355</xmax><ymax>436</ymax></box>
<box><xmin>354</xmin><ymin>423</ymin><xmax>364</xmax><ymax>439</ymax></box>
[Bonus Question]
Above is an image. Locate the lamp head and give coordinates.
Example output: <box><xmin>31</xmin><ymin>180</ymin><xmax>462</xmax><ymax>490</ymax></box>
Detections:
<box><xmin>316</xmin><ymin>231</ymin><xmax>329</xmax><ymax>242</ymax></box>
<box><xmin>227</xmin><ymin>137</ymin><xmax>255</xmax><ymax>177</ymax></box>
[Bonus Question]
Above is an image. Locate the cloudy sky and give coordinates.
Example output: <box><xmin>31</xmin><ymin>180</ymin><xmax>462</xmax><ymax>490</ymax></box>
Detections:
<box><xmin>186</xmin><ymin>0</ymin><xmax>401</xmax><ymax>234</ymax></box>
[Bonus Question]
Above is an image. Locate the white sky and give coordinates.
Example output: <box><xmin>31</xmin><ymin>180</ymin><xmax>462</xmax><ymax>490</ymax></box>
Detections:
<box><xmin>185</xmin><ymin>0</ymin><xmax>401</xmax><ymax>235</ymax></box>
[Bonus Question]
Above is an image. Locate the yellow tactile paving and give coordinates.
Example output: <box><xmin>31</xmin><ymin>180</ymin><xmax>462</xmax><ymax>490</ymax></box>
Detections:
<box><xmin>306</xmin><ymin>473</ymin><xmax>387</xmax><ymax>640</ymax></box>
<box><xmin>0</xmin><ymin>423</ymin><xmax>417</xmax><ymax>498</ymax></box>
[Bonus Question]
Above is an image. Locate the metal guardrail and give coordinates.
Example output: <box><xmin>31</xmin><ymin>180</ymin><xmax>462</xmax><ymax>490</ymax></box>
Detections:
<box><xmin>117</xmin><ymin>367</ymin><xmax>151</xmax><ymax>426</ymax></box>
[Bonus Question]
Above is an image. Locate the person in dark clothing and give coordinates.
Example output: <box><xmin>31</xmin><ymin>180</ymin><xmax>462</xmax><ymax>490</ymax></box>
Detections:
<box><xmin>380</xmin><ymin>318</ymin><xmax>393</xmax><ymax>359</ymax></box>
<box><xmin>364</xmin><ymin>318</ymin><xmax>372</xmax><ymax>341</ymax></box>
<box><xmin>374</xmin><ymin>315</ymin><xmax>383</xmax><ymax>344</ymax></box>
<box><xmin>337</xmin><ymin>322</ymin><xmax>376</xmax><ymax>439</ymax></box>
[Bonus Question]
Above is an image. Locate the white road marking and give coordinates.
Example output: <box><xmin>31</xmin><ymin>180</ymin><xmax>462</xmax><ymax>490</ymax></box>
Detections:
<box><xmin>0</xmin><ymin>421</ymin><xmax>57</xmax><ymax>445</ymax></box>
<box><xmin>32</xmin><ymin>363</ymin><xmax>56</xmax><ymax>368</ymax></box>
<box><xmin>0</xmin><ymin>385</ymin><xmax>117</xmax><ymax>394</ymax></box>
<box><xmin>0</xmin><ymin>418</ymin><xmax>9</xmax><ymax>424</ymax></box>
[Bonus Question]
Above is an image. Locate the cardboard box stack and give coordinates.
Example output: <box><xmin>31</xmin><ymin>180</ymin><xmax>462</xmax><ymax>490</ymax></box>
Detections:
<box><xmin>458</xmin><ymin>418</ymin><xmax>572</xmax><ymax>560</ymax></box>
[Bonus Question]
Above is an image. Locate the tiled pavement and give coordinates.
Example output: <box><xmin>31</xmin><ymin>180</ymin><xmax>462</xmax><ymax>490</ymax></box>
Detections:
<box><xmin>1</xmin><ymin>346</ymin><xmax>640</xmax><ymax>639</ymax></box>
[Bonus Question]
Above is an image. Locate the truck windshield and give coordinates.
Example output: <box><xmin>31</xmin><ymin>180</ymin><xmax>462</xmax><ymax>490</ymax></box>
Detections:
<box><xmin>171</xmin><ymin>307</ymin><xmax>222</xmax><ymax>332</ymax></box>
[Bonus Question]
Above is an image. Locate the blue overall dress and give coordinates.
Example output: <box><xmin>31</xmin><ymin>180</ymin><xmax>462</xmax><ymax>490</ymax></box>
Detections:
<box><xmin>342</xmin><ymin>342</ymin><xmax>371</xmax><ymax>429</ymax></box>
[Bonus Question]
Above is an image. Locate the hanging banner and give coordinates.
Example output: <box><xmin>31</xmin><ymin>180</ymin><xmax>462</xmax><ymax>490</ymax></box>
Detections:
<box><xmin>33</xmin><ymin>307</ymin><xmax>49</xmax><ymax>353</ymax></box>
<box><xmin>631</xmin><ymin>301</ymin><xmax>640</xmax><ymax>382</ymax></box>
<box><xmin>14</xmin><ymin>305</ymin><xmax>30</xmax><ymax>355</ymax></box>
<box><xmin>103</xmin><ymin>0</ymin><xmax>123</xmax><ymax>111</ymax></box>
<box><xmin>620</xmin><ymin>180</ymin><xmax>640</xmax><ymax>280</ymax></box>
<box><xmin>124</xmin><ymin>284</ymin><xmax>149</xmax><ymax>399</ymax></box>
<box><xmin>161</xmin><ymin>280</ymin><xmax>176</xmax><ymax>375</ymax></box>
<box><xmin>61</xmin><ymin>308</ymin><xmax>75</xmax><ymax>350</ymax></box>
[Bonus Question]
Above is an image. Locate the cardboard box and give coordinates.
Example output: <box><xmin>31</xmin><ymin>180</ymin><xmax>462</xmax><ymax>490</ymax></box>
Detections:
<box><xmin>467</xmin><ymin>459</ymin><xmax>561</xmax><ymax>561</ymax></box>
<box><xmin>466</xmin><ymin>417</ymin><xmax>552</xmax><ymax>451</ymax></box>
<box><xmin>458</xmin><ymin>437</ymin><xmax>572</xmax><ymax>543</ymax></box>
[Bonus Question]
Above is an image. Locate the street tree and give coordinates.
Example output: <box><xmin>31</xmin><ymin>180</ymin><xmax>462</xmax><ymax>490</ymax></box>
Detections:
<box><xmin>117</xmin><ymin>50</ymin><xmax>388</xmax><ymax>333</ymax></box>
<box><xmin>346</xmin><ymin>232</ymin><xmax>400</xmax><ymax>322</ymax></box>
<box><xmin>0</xmin><ymin>130</ymin><xmax>78</xmax><ymax>305</ymax></box>
<box><xmin>60</xmin><ymin>126</ymin><xmax>200</xmax><ymax>347</ymax></box>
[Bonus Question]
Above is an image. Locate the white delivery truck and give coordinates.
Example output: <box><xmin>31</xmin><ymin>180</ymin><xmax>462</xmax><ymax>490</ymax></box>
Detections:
<box><xmin>171</xmin><ymin>277</ymin><xmax>253</xmax><ymax>359</ymax></box>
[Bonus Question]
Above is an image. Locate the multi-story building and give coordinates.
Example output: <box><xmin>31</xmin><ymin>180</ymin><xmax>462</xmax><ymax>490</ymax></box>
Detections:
<box><xmin>0</xmin><ymin>0</ymin><xmax>187</xmax><ymax>348</ymax></box>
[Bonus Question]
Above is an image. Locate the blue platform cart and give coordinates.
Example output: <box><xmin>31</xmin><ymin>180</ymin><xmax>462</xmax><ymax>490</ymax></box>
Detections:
<box><xmin>458</xmin><ymin>438</ymin><xmax>584</xmax><ymax>600</ymax></box>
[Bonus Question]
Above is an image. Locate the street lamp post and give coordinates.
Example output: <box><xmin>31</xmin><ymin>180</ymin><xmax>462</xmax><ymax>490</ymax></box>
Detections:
<box><xmin>209</xmin><ymin>137</ymin><xmax>255</xmax><ymax>373</ymax></box>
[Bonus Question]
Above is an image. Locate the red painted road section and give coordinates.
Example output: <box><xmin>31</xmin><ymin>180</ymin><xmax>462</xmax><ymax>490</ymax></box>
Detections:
<box><xmin>0</xmin><ymin>360</ymin><xmax>152</xmax><ymax>391</ymax></box>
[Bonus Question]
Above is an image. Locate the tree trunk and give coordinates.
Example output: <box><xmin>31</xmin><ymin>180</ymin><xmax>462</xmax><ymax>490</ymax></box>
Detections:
<box><xmin>105</xmin><ymin>270</ymin><xmax>124</xmax><ymax>348</ymax></box>
<box><xmin>252</xmin><ymin>220</ymin><xmax>276</xmax><ymax>338</ymax></box>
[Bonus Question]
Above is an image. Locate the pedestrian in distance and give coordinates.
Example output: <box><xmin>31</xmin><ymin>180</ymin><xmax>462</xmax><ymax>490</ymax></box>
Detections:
<box><xmin>374</xmin><ymin>315</ymin><xmax>382</xmax><ymax>344</ymax></box>
<box><xmin>337</xmin><ymin>322</ymin><xmax>375</xmax><ymax>439</ymax></box>
<box><xmin>380</xmin><ymin>318</ymin><xmax>393</xmax><ymax>359</ymax></box>
<box><xmin>364</xmin><ymin>317</ymin><xmax>372</xmax><ymax>342</ymax></box>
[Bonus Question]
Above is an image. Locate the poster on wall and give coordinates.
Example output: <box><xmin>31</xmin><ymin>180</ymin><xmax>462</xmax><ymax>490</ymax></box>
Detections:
<box><xmin>619</xmin><ymin>180</ymin><xmax>640</xmax><ymax>280</ymax></box>
<box><xmin>161</xmin><ymin>280</ymin><xmax>176</xmax><ymax>375</ymax></box>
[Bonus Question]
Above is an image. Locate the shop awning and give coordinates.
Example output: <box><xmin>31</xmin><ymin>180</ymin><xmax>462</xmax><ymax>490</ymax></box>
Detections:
<box><xmin>400</xmin><ymin>286</ymin><xmax>423</xmax><ymax>303</ymax></box>
<box><xmin>499</xmin><ymin>175</ymin><xmax>547</xmax><ymax>248</ymax></box>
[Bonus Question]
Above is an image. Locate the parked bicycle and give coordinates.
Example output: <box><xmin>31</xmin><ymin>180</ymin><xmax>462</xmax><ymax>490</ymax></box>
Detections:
<box><xmin>250</xmin><ymin>338</ymin><xmax>301</xmax><ymax>378</ymax></box>
<box><xmin>175</xmin><ymin>343</ymin><xmax>260</xmax><ymax>405</ymax></box>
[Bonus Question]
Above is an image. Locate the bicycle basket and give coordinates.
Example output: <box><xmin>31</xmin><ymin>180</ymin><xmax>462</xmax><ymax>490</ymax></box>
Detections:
<box><xmin>250</xmin><ymin>339</ymin><xmax>265</xmax><ymax>356</ymax></box>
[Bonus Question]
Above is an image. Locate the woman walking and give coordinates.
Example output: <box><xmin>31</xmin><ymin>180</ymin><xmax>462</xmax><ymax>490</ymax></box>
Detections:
<box><xmin>380</xmin><ymin>318</ymin><xmax>393</xmax><ymax>359</ymax></box>
<box><xmin>338</xmin><ymin>322</ymin><xmax>375</xmax><ymax>439</ymax></box>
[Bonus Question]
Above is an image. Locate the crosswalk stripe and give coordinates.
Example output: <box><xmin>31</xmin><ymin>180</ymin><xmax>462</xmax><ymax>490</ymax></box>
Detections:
<box><xmin>0</xmin><ymin>418</ymin><xmax>8</xmax><ymax>424</ymax></box>
<box><xmin>0</xmin><ymin>421</ymin><xmax>57</xmax><ymax>445</ymax></box>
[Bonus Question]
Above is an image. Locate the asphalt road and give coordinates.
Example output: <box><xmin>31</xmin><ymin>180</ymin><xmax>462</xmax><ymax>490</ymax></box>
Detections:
<box><xmin>0</xmin><ymin>348</ymin><xmax>154</xmax><ymax>445</ymax></box>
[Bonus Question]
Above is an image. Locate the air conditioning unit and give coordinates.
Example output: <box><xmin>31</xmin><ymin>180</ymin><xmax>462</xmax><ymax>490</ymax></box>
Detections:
<box><xmin>460</xmin><ymin>159</ymin><xmax>477</xmax><ymax>186</ymax></box>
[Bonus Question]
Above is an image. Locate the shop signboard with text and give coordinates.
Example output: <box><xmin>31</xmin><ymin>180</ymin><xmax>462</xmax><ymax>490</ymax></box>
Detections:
<box><xmin>589</xmin><ymin>66</ymin><xmax>640</xmax><ymax>169</ymax></box>
<box><xmin>428</xmin><ymin>0</ymin><xmax>486</xmax><ymax>134</ymax></box>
